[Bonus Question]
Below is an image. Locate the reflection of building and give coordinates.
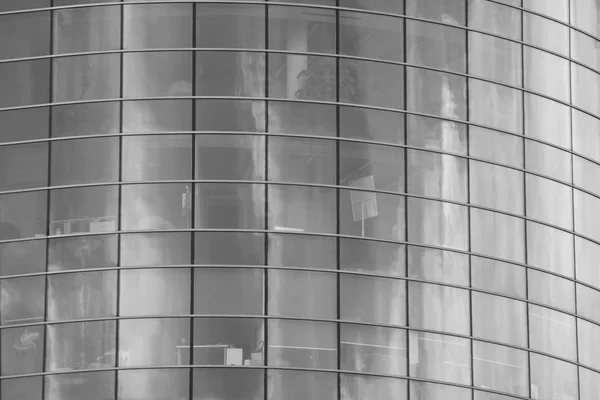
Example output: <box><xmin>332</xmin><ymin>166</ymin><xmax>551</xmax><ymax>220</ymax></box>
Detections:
<box><xmin>1</xmin><ymin>0</ymin><xmax>600</xmax><ymax>399</ymax></box>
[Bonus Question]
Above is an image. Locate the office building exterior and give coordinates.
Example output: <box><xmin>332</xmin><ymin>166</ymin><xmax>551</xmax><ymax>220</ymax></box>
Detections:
<box><xmin>1</xmin><ymin>0</ymin><xmax>600</xmax><ymax>399</ymax></box>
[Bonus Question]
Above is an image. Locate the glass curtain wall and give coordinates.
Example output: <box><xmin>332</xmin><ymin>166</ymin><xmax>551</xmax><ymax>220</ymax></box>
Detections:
<box><xmin>0</xmin><ymin>0</ymin><xmax>599</xmax><ymax>399</ymax></box>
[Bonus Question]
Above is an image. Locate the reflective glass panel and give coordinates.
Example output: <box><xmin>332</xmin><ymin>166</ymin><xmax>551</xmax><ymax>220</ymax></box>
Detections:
<box><xmin>530</xmin><ymin>354</ymin><xmax>578</xmax><ymax>400</ymax></box>
<box><xmin>123</xmin><ymin>52</ymin><xmax>192</xmax><ymax>98</ymax></box>
<box><xmin>270</xmin><ymin>136</ymin><xmax>336</xmax><ymax>184</ymax></box>
<box><xmin>1</xmin><ymin>325</ymin><xmax>44</xmax><ymax>376</ymax></box>
<box><xmin>46</xmin><ymin>371</ymin><xmax>114</xmax><ymax>400</ymax></box>
<box><xmin>469</xmin><ymin>79</ymin><xmax>523</xmax><ymax>134</ymax></box>
<box><xmin>195</xmin><ymin>268</ymin><xmax>263</xmax><ymax>315</ymax></box>
<box><xmin>267</xmin><ymin>370</ymin><xmax>337</xmax><ymax>400</ymax></box>
<box><xmin>122</xmin><ymin>135</ymin><xmax>192</xmax><ymax>181</ymax></box>
<box><xmin>269</xmin><ymin>269</ymin><xmax>335</xmax><ymax>319</ymax></box>
<box><xmin>341</xmin><ymin>375</ymin><xmax>407</xmax><ymax>400</ymax></box>
<box><xmin>339</xmin><ymin>11</ymin><xmax>402</xmax><ymax>62</ymax></box>
<box><xmin>0</xmin><ymin>60</ymin><xmax>49</xmax><ymax>108</ymax></box>
<box><xmin>409</xmin><ymin>281</ymin><xmax>469</xmax><ymax>335</ymax></box>
<box><xmin>54</xmin><ymin>6</ymin><xmax>120</xmax><ymax>53</ymax></box>
<box><xmin>270</xmin><ymin>6</ymin><xmax>335</xmax><ymax>54</ymax></box>
<box><xmin>0</xmin><ymin>10</ymin><xmax>50</xmax><ymax>60</ymax></box>
<box><xmin>473</xmin><ymin>341</ymin><xmax>529</xmax><ymax>397</ymax></box>
<box><xmin>123</xmin><ymin>100</ymin><xmax>192</xmax><ymax>133</ymax></box>
<box><xmin>340</xmin><ymin>237</ymin><xmax>405</xmax><ymax>277</ymax></box>
<box><xmin>341</xmin><ymin>274</ymin><xmax>405</xmax><ymax>325</ymax></box>
<box><xmin>194</xmin><ymin>232</ymin><xmax>264</xmax><ymax>266</ymax></box>
<box><xmin>1</xmin><ymin>377</ymin><xmax>42</xmax><ymax>400</ymax></box>
<box><xmin>270</xmin><ymin>185</ymin><xmax>335</xmax><ymax>234</ymax></box>
<box><xmin>194</xmin><ymin>369</ymin><xmax>264</xmax><ymax>400</ymax></box>
<box><xmin>407</xmin><ymin>20</ymin><xmax>465</xmax><ymax>72</ymax></box>
<box><xmin>0</xmin><ymin>191</ymin><xmax>47</xmax><ymax>241</ymax></box>
<box><xmin>52</xmin><ymin>102</ymin><xmax>119</xmax><ymax>138</ymax></box>
<box><xmin>472</xmin><ymin>292</ymin><xmax>527</xmax><ymax>347</ymax></box>
<box><xmin>198</xmin><ymin>4</ymin><xmax>264</xmax><ymax>49</ymax></box>
<box><xmin>469</xmin><ymin>33</ymin><xmax>521</xmax><ymax>86</ymax></box>
<box><xmin>196</xmin><ymin>183</ymin><xmax>264</xmax><ymax>229</ymax></box>
<box><xmin>124</xmin><ymin>3</ymin><xmax>192</xmax><ymax>49</ymax></box>
<box><xmin>0</xmin><ymin>142</ymin><xmax>47</xmax><ymax>191</ymax></box>
<box><xmin>529</xmin><ymin>305</ymin><xmax>577</xmax><ymax>361</ymax></box>
<box><xmin>196</xmin><ymin>134</ymin><xmax>265</xmax><ymax>180</ymax></box>
<box><xmin>122</xmin><ymin>183</ymin><xmax>191</xmax><ymax>230</ymax></box>
<box><xmin>198</xmin><ymin>51</ymin><xmax>265</xmax><ymax>98</ymax></box>
<box><xmin>53</xmin><ymin>55</ymin><xmax>119</xmax><ymax>102</ymax></box>
<box><xmin>118</xmin><ymin>369</ymin><xmax>188</xmax><ymax>400</ymax></box>
<box><xmin>0</xmin><ymin>107</ymin><xmax>48</xmax><ymax>144</ymax></box>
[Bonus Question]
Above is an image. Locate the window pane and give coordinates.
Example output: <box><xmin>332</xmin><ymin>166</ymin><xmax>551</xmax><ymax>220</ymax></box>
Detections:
<box><xmin>527</xmin><ymin>219</ymin><xmax>574</xmax><ymax>277</ymax></box>
<box><xmin>268</xmin><ymin>319</ymin><xmax>336</xmax><ymax>369</ymax></box>
<box><xmin>122</xmin><ymin>135</ymin><xmax>192</xmax><ymax>181</ymax></box>
<box><xmin>118</xmin><ymin>369</ymin><xmax>188</xmax><ymax>400</ymax></box>
<box><xmin>570</xmin><ymin>0</ymin><xmax>600</xmax><ymax>37</ymax></box>
<box><xmin>196</xmin><ymin>99</ymin><xmax>266</xmax><ymax>132</ymax></box>
<box><xmin>268</xmin><ymin>370</ymin><xmax>337</xmax><ymax>400</ymax></box>
<box><xmin>123</xmin><ymin>100</ymin><xmax>192</xmax><ymax>133</ymax></box>
<box><xmin>270</xmin><ymin>185</ymin><xmax>335</xmax><ymax>234</ymax></box>
<box><xmin>196</xmin><ymin>134</ymin><xmax>265</xmax><ymax>180</ymax></box>
<box><xmin>54</xmin><ymin>6</ymin><xmax>120</xmax><ymax>53</ymax></box>
<box><xmin>269</xmin><ymin>54</ymin><xmax>336</xmax><ymax>102</ymax></box>
<box><xmin>51</xmin><ymin>137</ymin><xmax>119</xmax><ymax>185</ymax></box>
<box><xmin>575</xmin><ymin>189</ymin><xmax>600</xmax><ymax>242</ymax></box>
<box><xmin>523</xmin><ymin>0</ymin><xmax>568</xmax><ymax>21</ymax></box>
<box><xmin>341</xmin><ymin>374</ymin><xmax>407</xmax><ymax>400</ymax></box>
<box><xmin>0</xmin><ymin>142</ymin><xmax>47</xmax><ymax>191</ymax></box>
<box><xmin>52</xmin><ymin>102</ymin><xmax>119</xmax><ymax>138</ymax></box>
<box><xmin>409</xmin><ymin>246</ymin><xmax>469</xmax><ymax>285</ymax></box>
<box><xmin>345</xmin><ymin>0</ymin><xmax>401</xmax><ymax>14</ymax></box>
<box><xmin>468</xmin><ymin>0</ymin><xmax>521</xmax><ymax>40</ymax></box>
<box><xmin>407</xmin><ymin>0</ymin><xmax>464</xmax><ymax>24</ymax></box>
<box><xmin>341</xmin><ymin>141</ymin><xmax>405</xmax><ymax>194</ymax></box>
<box><xmin>525</xmin><ymin>93</ymin><xmax>571</xmax><ymax>148</ymax></box>
<box><xmin>529</xmin><ymin>305</ymin><xmax>577</xmax><ymax>361</ymax></box>
<box><xmin>349</xmin><ymin>59</ymin><xmax>404</xmax><ymax>109</ymax></box>
<box><xmin>193</xmin><ymin>318</ymin><xmax>264</xmax><ymax>366</ymax></box>
<box><xmin>470</xmin><ymin>209</ymin><xmax>525</xmax><ymax>263</ymax></box>
<box><xmin>530</xmin><ymin>354</ymin><xmax>578</xmax><ymax>400</ymax></box>
<box><xmin>196</xmin><ymin>183</ymin><xmax>264</xmax><ymax>229</ymax></box>
<box><xmin>526</xmin><ymin>141</ymin><xmax>571</xmax><ymax>183</ymax></box>
<box><xmin>469</xmin><ymin>33</ymin><xmax>521</xmax><ymax>86</ymax></box>
<box><xmin>46</xmin><ymin>321</ymin><xmax>115</xmax><ymax>370</ymax></box>
<box><xmin>528</xmin><ymin>269</ymin><xmax>575</xmax><ymax>313</ymax></box>
<box><xmin>1</xmin><ymin>276</ymin><xmax>45</xmax><ymax>325</ymax></box>
<box><xmin>340</xmin><ymin>237</ymin><xmax>405</xmax><ymax>277</ymax></box>
<box><xmin>407</xmin><ymin>198</ymin><xmax>469</xmax><ymax>250</ymax></box>
<box><xmin>0</xmin><ymin>0</ymin><xmax>48</xmax><ymax>11</ymax></box>
<box><xmin>571</xmin><ymin>29</ymin><xmax>600</xmax><ymax>72</ymax></box>
<box><xmin>0</xmin><ymin>60</ymin><xmax>49</xmax><ymax>108</ymax></box>
<box><xmin>119</xmin><ymin>318</ymin><xmax>189</xmax><ymax>366</ymax></box>
<box><xmin>340</xmin><ymin>106</ymin><xmax>404</xmax><ymax>144</ymax></box>
<box><xmin>0</xmin><ymin>10</ymin><xmax>50</xmax><ymax>60</ymax></box>
<box><xmin>411</xmin><ymin>381</ymin><xmax>471</xmax><ymax>400</ymax></box>
<box><xmin>122</xmin><ymin>183</ymin><xmax>191</xmax><ymax>230</ymax></box>
<box><xmin>526</xmin><ymin>175</ymin><xmax>572</xmax><ymax>229</ymax></box>
<box><xmin>470</xmin><ymin>161</ymin><xmax>524</xmax><ymax>214</ymax></box>
<box><xmin>339</xmin><ymin>189</ymin><xmax>404</xmax><ymax>241</ymax></box>
<box><xmin>195</xmin><ymin>268</ymin><xmax>263</xmax><ymax>315</ymax></box>
<box><xmin>1</xmin><ymin>377</ymin><xmax>42</xmax><ymax>400</ymax></box>
<box><xmin>194</xmin><ymin>369</ymin><xmax>263</xmax><ymax>400</ymax></box>
<box><xmin>572</xmin><ymin>63</ymin><xmax>600</xmax><ymax>118</ymax></box>
<box><xmin>341</xmin><ymin>324</ymin><xmax>406</xmax><ymax>376</ymax></box>
<box><xmin>470</xmin><ymin>126</ymin><xmax>523</xmax><ymax>167</ymax></box>
<box><xmin>269</xmin><ymin>269</ymin><xmax>336</xmax><ymax>318</ymax></box>
<box><xmin>269</xmin><ymin>100</ymin><xmax>336</xmax><ymax>137</ymax></box>
<box><xmin>580</xmin><ymin>367</ymin><xmax>600</xmax><ymax>400</ymax></box>
<box><xmin>198</xmin><ymin>4</ymin><xmax>265</xmax><ymax>49</ymax></box>
<box><xmin>0</xmin><ymin>191</ymin><xmax>47</xmax><ymax>241</ymax></box>
<box><xmin>524</xmin><ymin>12</ymin><xmax>568</xmax><ymax>55</ymax></box>
<box><xmin>0</xmin><ymin>107</ymin><xmax>48</xmax><ymax>144</ymax></box>
<box><xmin>124</xmin><ymin>52</ymin><xmax>192</xmax><ymax>98</ymax></box>
<box><xmin>269</xmin><ymin>233</ymin><xmax>336</xmax><ymax>270</ymax></box>
<box><xmin>409</xmin><ymin>331</ymin><xmax>471</xmax><ymax>385</ymax></box>
<box><xmin>194</xmin><ymin>232</ymin><xmax>264</xmax><ymax>265</ymax></box>
<box><xmin>575</xmin><ymin>237</ymin><xmax>600</xmax><ymax>289</ymax></box>
<box><xmin>270</xmin><ymin>137</ymin><xmax>336</xmax><ymax>184</ymax></box>
<box><xmin>525</xmin><ymin>48</ymin><xmax>569</xmax><ymax>103</ymax></box>
<box><xmin>469</xmin><ymin>79</ymin><xmax>523</xmax><ymax>134</ymax></box>
<box><xmin>578</xmin><ymin>318</ymin><xmax>600</xmax><ymax>370</ymax></box>
<box><xmin>577</xmin><ymin>283</ymin><xmax>600</xmax><ymax>324</ymax></box>
<box><xmin>409</xmin><ymin>281</ymin><xmax>469</xmax><ymax>335</ymax></box>
<box><xmin>408</xmin><ymin>150</ymin><xmax>468</xmax><ymax>202</ymax></box>
<box><xmin>270</xmin><ymin>6</ymin><xmax>335</xmax><ymax>54</ymax></box>
<box><xmin>407</xmin><ymin>20</ymin><xmax>465</xmax><ymax>72</ymax></box>
<box><xmin>53</xmin><ymin>55</ymin><xmax>119</xmax><ymax>102</ymax></box>
<box><xmin>471</xmin><ymin>256</ymin><xmax>526</xmax><ymax>298</ymax></box>
<box><xmin>472</xmin><ymin>292</ymin><xmax>527</xmax><ymax>347</ymax></box>
<box><xmin>339</xmin><ymin>11</ymin><xmax>402</xmax><ymax>62</ymax></box>
<box><xmin>124</xmin><ymin>3</ymin><xmax>192</xmax><ymax>49</ymax></box>
<box><xmin>341</xmin><ymin>274</ymin><xmax>406</xmax><ymax>325</ymax></box>
<box><xmin>46</xmin><ymin>371</ymin><xmax>114</xmax><ymax>400</ymax></box>
<box><xmin>198</xmin><ymin>51</ymin><xmax>265</xmax><ymax>98</ymax></box>
<box><xmin>1</xmin><ymin>325</ymin><xmax>44</xmax><ymax>376</ymax></box>
<box><xmin>473</xmin><ymin>342</ymin><xmax>529</xmax><ymax>397</ymax></box>
<box><xmin>408</xmin><ymin>68</ymin><xmax>466</xmax><ymax>119</ymax></box>
<box><xmin>121</xmin><ymin>232</ymin><xmax>190</xmax><ymax>267</ymax></box>
<box><xmin>119</xmin><ymin>268</ymin><xmax>190</xmax><ymax>316</ymax></box>
<box><xmin>0</xmin><ymin>237</ymin><xmax>45</xmax><ymax>277</ymax></box>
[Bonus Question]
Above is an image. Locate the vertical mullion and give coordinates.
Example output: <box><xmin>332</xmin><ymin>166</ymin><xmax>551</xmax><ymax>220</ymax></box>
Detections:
<box><xmin>568</xmin><ymin>1</ymin><xmax>581</xmax><ymax>398</ymax></box>
<box><xmin>263</xmin><ymin>1</ymin><xmax>269</xmax><ymax>398</ymax></box>
<box><xmin>520</xmin><ymin>2</ymin><xmax>531</xmax><ymax>399</ymax></box>
<box><xmin>465</xmin><ymin>0</ymin><xmax>474</xmax><ymax>398</ymax></box>
<box><xmin>402</xmin><ymin>1</ymin><xmax>410</xmax><ymax>397</ymax></box>
<box><xmin>115</xmin><ymin>1</ymin><xmax>124</xmax><ymax>400</ymax></box>
<box><xmin>335</xmin><ymin>0</ymin><xmax>341</xmax><ymax>398</ymax></box>
<box><xmin>189</xmin><ymin>1</ymin><xmax>197</xmax><ymax>399</ymax></box>
<box><xmin>41</xmin><ymin>1</ymin><xmax>55</xmax><ymax>398</ymax></box>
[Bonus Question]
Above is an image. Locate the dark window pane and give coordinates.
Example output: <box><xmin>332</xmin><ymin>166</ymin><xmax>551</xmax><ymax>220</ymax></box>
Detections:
<box><xmin>122</xmin><ymin>135</ymin><xmax>192</xmax><ymax>181</ymax></box>
<box><xmin>0</xmin><ymin>0</ymin><xmax>48</xmax><ymax>11</ymax></box>
<box><xmin>1</xmin><ymin>325</ymin><xmax>44</xmax><ymax>376</ymax></box>
<box><xmin>54</xmin><ymin>6</ymin><xmax>120</xmax><ymax>53</ymax></box>
<box><xmin>268</xmin><ymin>370</ymin><xmax>337</xmax><ymax>400</ymax></box>
<box><xmin>193</xmin><ymin>318</ymin><xmax>264</xmax><ymax>366</ymax></box>
<box><xmin>268</xmin><ymin>233</ymin><xmax>336</xmax><ymax>269</ymax></box>
<box><xmin>341</xmin><ymin>374</ymin><xmax>407</xmax><ymax>400</ymax></box>
<box><xmin>118</xmin><ymin>369</ymin><xmax>188</xmax><ymax>400</ymax></box>
<box><xmin>195</xmin><ymin>268</ymin><xmax>263</xmax><ymax>315</ymax></box>
<box><xmin>0</xmin><ymin>107</ymin><xmax>48</xmax><ymax>144</ymax></box>
<box><xmin>340</xmin><ymin>11</ymin><xmax>402</xmax><ymax>62</ymax></box>
<box><xmin>269</xmin><ymin>6</ymin><xmax>335</xmax><ymax>54</ymax></box>
<box><xmin>52</xmin><ymin>102</ymin><xmax>119</xmax><ymax>138</ymax></box>
<box><xmin>194</xmin><ymin>369</ymin><xmax>263</xmax><ymax>400</ymax></box>
<box><xmin>198</xmin><ymin>4</ymin><xmax>265</xmax><ymax>48</ymax></box>
<box><xmin>341</xmin><ymin>274</ymin><xmax>405</xmax><ymax>325</ymax></box>
<box><xmin>269</xmin><ymin>100</ymin><xmax>336</xmax><ymax>137</ymax></box>
<box><xmin>0</xmin><ymin>191</ymin><xmax>47</xmax><ymax>240</ymax></box>
<box><xmin>1</xmin><ymin>377</ymin><xmax>42</xmax><ymax>400</ymax></box>
<box><xmin>0</xmin><ymin>59</ymin><xmax>49</xmax><ymax>108</ymax></box>
<box><xmin>45</xmin><ymin>371</ymin><xmax>114</xmax><ymax>400</ymax></box>
<box><xmin>268</xmin><ymin>54</ymin><xmax>335</xmax><ymax>102</ymax></box>
<box><xmin>269</xmin><ymin>269</ymin><xmax>336</xmax><ymax>318</ymax></box>
<box><xmin>123</xmin><ymin>100</ymin><xmax>192</xmax><ymax>133</ymax></box>
<box><xmin>351</xmin><ymin>60</ymin><xmax>403</xmax><ymax>109</ymax></box>
<box><xmin>194</xmin><ymin>232</ymin><xmax>264</xmax><ymax>265</ymax></box>
<box><xmin>196</xmin><ymin>183</ymin><xmax>264</xmax><ymax>229</ymax></box>
<box><xmin>407</xmin><ymin>0</ymin><xmax>464</xmax><ymax>24</ymax></box>
<box><xmin>407</xmin><ymin>20</ymin><xmax>465</xmax><ymax>72</ymax></box>
<box><xmin>0</xmin><ymin>142</ymin><xmax>47</xmax><ymax>191</ymax></box>
<box><xmin>340</xmin><ymin>237</ymin><xmax>405</xmax><ymax>276</ymax></box>
<box><xmin>197</xmin><ymin>51</ymin><xmax>265</xmax><ymax>97</ymax></box>
<box><xmin>0</xmin><ymin>238</ymin><xmax>46</xmax><ymax>276</ymax></box>
<box><xmin>196</xmin><ymin>134</ymin><xmax>265</xmax><ymax>180</ymax></box>
<box><xmin>196</xmin><ymin>99</ymin><xmax>266</xmax><ymax>132</ymax></box>
<box><xmin>0</xmin><ymin>11</ymin><xmax>50</xmax><ymax>60</ymax></box>
<box><xmin>51</xmin><ymin>137</ymin><xmax>119</xmax><ymax>186</ymax></box>
<box><xmin>340</xmin><ymin>106</ymin><xmax>404</xmax><ymax>144</ymax></box>
<box><xmin>269</xmin><ymin>136</ymin><xmax>336</xmax><ymax>184</ymax></box>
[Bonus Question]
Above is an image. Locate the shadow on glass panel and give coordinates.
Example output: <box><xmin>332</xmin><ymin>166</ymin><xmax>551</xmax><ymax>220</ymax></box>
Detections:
<box><xmin>119</xmin><ymin>369</ymin><xmax>188</xmax><ymax>400</ymax></box>
<box><xmin>1</xmin><ymin>376</ymin><xmax>43</xmax><ymax>400</ymax></box>
<box><xmin>194</xmin><ymin>268</ymin><xmax>264</xmax><ymax>316</ymax></box>
<box><xmin>51</xmin><ymin>137</ymin><xmax>119</xmax><ymax>186</ymax></box>
<box><xmin>119</xmin><ymin>318</ymin><xmax>189</xmax><ymax>367</ymax></box>
<box><xmin>123</xmin><ymin>100</ymin><xmax>192</xmax><ymax>133</ymax></box>
<box><xmin>45</xmin><ymin>371</ymin><xmax>114</xmax><ymax>400</ymax></box>
<box><xmin>47</xmin><ymin>271</ymin><xmax>117</xmax><ymax>321</ymax></box>
<box><xmin>193</xmin><ymin>318</ymin><xmax>264</xmax><ymax>367</ymax></box>
<box><xmin>46</xmin><ymin>321</ymin><xmax>116</xmax><ymax>371</ymax></box>
<box><xmin>1</xmin><ymin>325</ymin><xmax>44</xmax><ymax>376</ymax></box>
<box><xmin>340</xmin><ymin>237</ymin><xmax>405</xmax><ymax>277</ymax></box>
<box><xmin>409</xmin><ymin>331</ymin><xmax>471</xmax><ymax>386</ymax></box>
<box><xmin>194</xmin><ymin>232</ymin><xmax>265</xmax><ymax>266</ymax></box>
<box><xmin>52</xmin><ymin>102</ymin><xmax>119</xmax><ymax>138</ymax></box>
<box><xmin>193</xmin><ymin>368</ymin><xmax>263</xmax><ymax>400</ymax></box>
<box><xmin>340</xmin><ymin>274</ymin><xmax>405</xmax><ymax>325</ymax></box>
<box><xmin>122</xmin><ymin>184</ymin><xmax>192</xmax><ymax>230</ymax></box>
<box><xmin>340</xmin><ymin>324</ymin><xmax>406</xmax><ymax>376</ymax></box>
<box><xmin>268</xmin><ymin>319</ymin><xmax>336</xmax><ymax>370</ymax></box>
<box><xmin>268</xmin><ymin>269</ymin><xmax>336</xmax><ymax>319</ymax></box>
<box><xmin>195</xmin><ymin>134</ymin><xmax>265</xmax><ymax>181</ymax></box>
<box><xmin>267</xmin><ymin>370</ymin><xmax>337</xmax><ymax>400</ymax></box>
<box><xmin>119</xmin><ymin>268</ymin><xmax>190</xmax><ymax>317</ymax></box>
<box><xmin>124</xmin><ymin>3</ymin><xmax>192</xmax><ymax>49</ymax></box>
<box><xmin>54</xmin><ymin>5</ymin><xmax>120</xmax><ymax>54</ymax></box>
<box><xmin>341</xmin><ymin>374</ymin><xmax>407</xmax><ymax>400</ymax></box>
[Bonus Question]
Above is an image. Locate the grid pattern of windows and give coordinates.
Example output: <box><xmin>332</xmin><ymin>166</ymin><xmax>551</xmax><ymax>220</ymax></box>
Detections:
<box><xmin>1</xmin><ymin>0</ymin><xmax>600</xmax><ymax>399</ymax></box>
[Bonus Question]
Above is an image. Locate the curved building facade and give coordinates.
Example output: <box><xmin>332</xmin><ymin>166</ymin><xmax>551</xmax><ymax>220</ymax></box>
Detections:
<box><xmin>1</xmin><ymin>0</ymin><xmax>600</xmax><ymax>399</ymax></box>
